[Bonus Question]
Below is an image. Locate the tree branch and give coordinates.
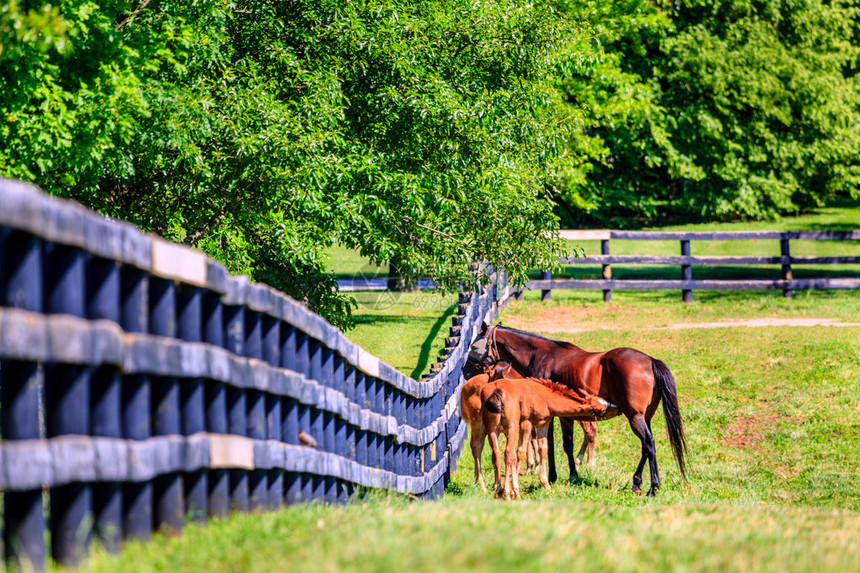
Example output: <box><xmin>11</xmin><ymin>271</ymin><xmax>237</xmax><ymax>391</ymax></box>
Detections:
<box><xmin>115</xmin><ymin>0</ymin><xmax>153</xmax><ymax>31</ymax></box>
<box><xmin>401</xmin><ymin>217</ymin><xmax>472</xmax><ymax>249</ymax></box>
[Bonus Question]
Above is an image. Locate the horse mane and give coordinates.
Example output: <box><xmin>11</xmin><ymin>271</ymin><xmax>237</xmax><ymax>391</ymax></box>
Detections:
<box><xmin>528</xmin><ymin>378</ymin><xmax>588</xmax><ymax>403</ymax></box>
<box><xmin>498</xmin><ymin>326</ymin><xmax>582</xmax><ymax>350</ymax></box>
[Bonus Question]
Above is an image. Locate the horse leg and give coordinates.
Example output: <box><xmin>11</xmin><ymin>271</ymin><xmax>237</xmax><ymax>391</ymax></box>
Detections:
<box><xmin>546</xmin><ymin>417</ymin><xmax>557</xmax><ymax>483</ymax></box>
<box><xmin>488</xmin><ymin>430</ymin><xmax>503</xmax><ymax>497</ymax></box>
<box><xmin>535</xmin><ymin>425</ymin><xmax>551</xmax><ymax>489</ymax></box>
<box><xmin>575</xmin><ymin>421</ymin><xmax>596</xmax><ymax>467</ymax></box>
<box><xmin>470</xmin><ymin>422</ymin><xmax>487</xmax><ymax>491</ymax></box>
<box><xmin>524</xmin><ymin>428</ymin><xmax>537</xmax><ymax>474</ymax></box>
<box><xmin>503</xmin><ymin>422</ymin><xmax>519</xmax><ymax>501</ymax></box>
<box><xmin>645</xmin><ymin>419</ymin><xmax>661</xmax><ymax>496</ymax></box>
<box><xmin>560</xmin><ymin>417</ymin><xmax>578</xmax><ymax>480</ymax></box>
<box><xmin>628</xmin><ymin>414</ymin><xmax>660</xmax><ymax>496</ymax></box>
<box><xmin>514</xmin><ymin>420</ymin><xmax>532</xmax><ymax>500</ymax></box>
<box><xmin>485</xmin><ymin>415</ymin><xmax>503</xmax><ymax>496</ymax></box>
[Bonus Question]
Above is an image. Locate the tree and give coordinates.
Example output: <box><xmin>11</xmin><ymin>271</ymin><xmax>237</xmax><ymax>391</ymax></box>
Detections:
<box><xmin>554</xmin><ymin>0</ymin><xmax>860</xmax><ymax>226</ymax></box>
<box><xmin>2</xmin><ymin>1</ymin><xmax>588</xmax><ymax>328</ymax></box>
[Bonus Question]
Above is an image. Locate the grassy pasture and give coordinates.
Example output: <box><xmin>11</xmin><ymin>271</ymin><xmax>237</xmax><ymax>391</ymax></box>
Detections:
<box><xmin>65</xmin><ymin>201</ymin><xmax>860</xmax><ymax>571</ymax></box>
<box><xmin>72</xmin><ymin>290</ymin><xmax>860</xmax><ymax>573</ymax></box>
<box><xmin>346</xmin><ymin>291</ymin><xmax>458</xmax><ymax>378</ymax></box>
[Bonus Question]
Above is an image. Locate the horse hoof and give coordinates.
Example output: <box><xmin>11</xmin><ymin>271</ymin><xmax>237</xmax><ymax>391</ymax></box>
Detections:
<box><xmin>647</xmin><ymin>487</ymin><xmax>659</xmax><ymax>497</ymax></box>
<box><xmin>632</xmin><ymin>486</ymin><xmax>643</xmax><ymax>495</ymax></box>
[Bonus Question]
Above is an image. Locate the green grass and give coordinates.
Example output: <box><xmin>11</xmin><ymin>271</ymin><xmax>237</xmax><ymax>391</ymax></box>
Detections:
<box><xmin>72</xmin><ymin>498</ymin><xmax>860</xmax><ymax>573</ymax></box>
<box><xmin>327</xmin><ymin>244</ymin><xmax>387</xmax><ymax>279</ymax></box>
<box><xmin>72</xmin><ymin>292</ymin><xmax>860</xmax><ymax>573</ymax></box>
<box><xmin>506</xmin><ymin>288</ymin><xmax>860</xmax><ymax>328</ymax></box>
<box><xmin>60</xmin><ymin>202</ymin><xmax>860</xmax><ymax>571</ymax></box>
<box><xmin>346</xmin><ymin>291</ymin><xmax>458</xmax><ymax>377</ymax></box>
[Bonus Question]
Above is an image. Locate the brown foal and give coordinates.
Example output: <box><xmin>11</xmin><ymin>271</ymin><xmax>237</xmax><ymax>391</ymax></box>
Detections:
<box><xmin>480</xmin><ymin>378</ymin><xmax>610</xmax><ymax>500</ymax></box>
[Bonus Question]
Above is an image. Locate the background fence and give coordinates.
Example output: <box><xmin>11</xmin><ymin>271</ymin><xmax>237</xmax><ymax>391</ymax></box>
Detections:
<box><xmin>529</xmin><ymin>229</ymin><xmax>860</xmax><ymax>302</ymax></box>
<box><xmin>0</xmin><ymin>179</ymin><xmax>512</xmax><ymax>570</ymax></box>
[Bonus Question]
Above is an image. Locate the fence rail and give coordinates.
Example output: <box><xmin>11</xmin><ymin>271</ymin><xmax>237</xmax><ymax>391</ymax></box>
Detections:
<box><xmin>532</xmin><ymin>229</ymin><xmax>860</xmax><ymax>302</ymax></box>
<box><xmin>0</xmin><ymin>179</ymin><xmax>511</xmax><ymax>570</ymax></box>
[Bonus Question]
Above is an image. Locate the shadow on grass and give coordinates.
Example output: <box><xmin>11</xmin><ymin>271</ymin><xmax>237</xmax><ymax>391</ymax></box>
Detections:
<box><xmin>410</xmin><ymin>303</ymin><xmax>456</xmax><ymax>379</ymax></box>
<box><xmin>568</xmin><ymin>473</ymin><xmax>600</xmax><ymax>488</ymax></box>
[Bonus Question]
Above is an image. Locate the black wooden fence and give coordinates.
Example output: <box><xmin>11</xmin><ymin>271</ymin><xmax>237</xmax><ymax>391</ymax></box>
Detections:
<box><xmin>530</xmin><ymin>229</ymin><xmax>860</xmax><ymax>302</ymax></box>
<box><xmin>0</xmin><ymin>179</ymin><xmax>511</xmax><ymax>570</ymax></box>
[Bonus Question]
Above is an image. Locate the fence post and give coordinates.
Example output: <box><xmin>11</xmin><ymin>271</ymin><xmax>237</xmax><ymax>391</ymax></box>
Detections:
<box><xmin>332</xmin><ymin>354</ymin><xmax>349</xmax><ymax>503</ymax></box>
<box><xmin>120</xmin><ymin>266</ymin><xmax>153</xmax><ymax>542</ymax></box>
<box><xmin>601</xmin><ymin>239</ymin><xmax>612</xmax><ymax>302</ymax></box>
<box><xmin>541</xmin><ymin>270</ymin><xmax>551</xmax><ymax>301</ymax></box>
<box><xmin>781</xmin><ymin>235</ymin><xmax>793</xmax><ymax>298</ymax></box>
<box><xmin>245</xmin><ymin>310</ymin><xmax>267</xmax><ymax>511</ymax></box>
<box><xmin>203</xmin><ymin>291</ymin><xmax>229</xmax><ymax>517</ymax></box>
<box><xmin>178</xmin><ymin>284</ymin><xmax>207</xmax><ymax>523</ymax></box>
<box><xmin>320</xmin><ymin>346</ymin><xmax>338</xmax><ymax>502</ymax></box>
<box><xmin>1</xmin><ymin>362</ymin><xmax>46</xmax><ymax>572</ymax></box>
<box><xmin>87</xmin><ymin>254</ymin><xmax>123</xmax><ymax>551</ymax></box>
<box><xmin>43</xmin><ymin>243</ymin><xmax>93</xmax><ymax>566</ymax></box>
<box><xmin>280</xmin><ymin>326</ymin><xmax>302</xmax><ymax>505</ymax></box>
<box><xmin>224</xmin><ymin>304</ymin><xmax>249</xmax><ymax>512</ymax></box>
<box><xmin>263</xmin><ymin>315</ymin><xmax>283</xmax><ymax>510</ymax></box>
<box><xmin>150</xmin><ymin>278</ymin><xmax>185</xmax><ymax>534</ymax></box>
<box><xmin>681</xmin><ymin>239</ymin><xmax>692</xmax><ymax>302</ymax></box>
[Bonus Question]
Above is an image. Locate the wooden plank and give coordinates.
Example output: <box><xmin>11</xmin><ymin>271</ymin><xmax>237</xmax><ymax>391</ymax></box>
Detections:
<box><xmin>528</xmin><ymin>278</ymin><xmax>860</xmax><ymax>290</ymax></box>
<box><xmin>561</xmin><ymin>255</ymin><xmax>860</xmax><ymax>266</ymax></box>
<box><xmin>609</xmin><ymin>230</ymin><xmax>787</xmax><ymax>240</ymax></box>
<box><xmin>793</xmin><ymin>230</ymin><xmax>860</xmax><ymax>240</ymax></box>
<box><xmin>789</xmin><ymin>256</ymin><xmax>860</xmax><ymax>265</ymax></box>
<box><xmin>559</xmin><ymin>229</ymin><xmax>611</xmax><ymax>241</ymax></box>
<box><xmin>601</xmin><ymin>230</ymin><xmax>860</xmax><ymax>241</ymax></box>
<box><xmin>561</xmin><ymin>255</ymin><xmax>785</xmax><ymax>265</ymax></box>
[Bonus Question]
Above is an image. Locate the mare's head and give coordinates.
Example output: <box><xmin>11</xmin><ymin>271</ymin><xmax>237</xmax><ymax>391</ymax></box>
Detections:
<box><xmin>467</xmin><ymin>321</ymin><xmax>499</xmax><ymax>367</ymax></box>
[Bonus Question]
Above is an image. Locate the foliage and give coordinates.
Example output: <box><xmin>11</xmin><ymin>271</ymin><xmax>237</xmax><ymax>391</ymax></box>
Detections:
<box><xmin>0</xmin><ymin>0</ymin><xmax>586</xmax><ymax>328</ymax></box>
<box><xmin>554</xmin><ymin>0</ymin><xmax>860</xmax><ymax>226</ymax></box>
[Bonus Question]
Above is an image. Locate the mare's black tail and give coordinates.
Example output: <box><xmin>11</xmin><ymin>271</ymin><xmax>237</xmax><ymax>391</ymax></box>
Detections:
<box><xmin>652</xmin><ymin>359</ymin><xmax>688</xmax><ymax>480</ymax></box>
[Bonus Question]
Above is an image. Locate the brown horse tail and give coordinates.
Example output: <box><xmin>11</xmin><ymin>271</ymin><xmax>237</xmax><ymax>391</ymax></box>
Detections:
<box><xmin>483</xmin><ymin>389</ymin><xmax>505</xmax><ymax>415</ymax></box>
<box><xmin>652</xmin><ymin>358</ymin><xmax>688</xmax><ymax>480</ymax></box>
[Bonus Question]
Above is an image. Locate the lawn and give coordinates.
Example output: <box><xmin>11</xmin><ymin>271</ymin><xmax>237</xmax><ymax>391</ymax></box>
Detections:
<box><xmin>72</xmin><ymin>290</ymin><xmax>860</xmax><ymax>573</ymax></box>
<box><xmin>345</xmin><ymin>291</ymin><xmax>458</xmax><ymax>378</ymax></box>
<box><xmin>61</xmin><ymin>200</ymin><xmax>860</xmax><ymax>572</ymax></box>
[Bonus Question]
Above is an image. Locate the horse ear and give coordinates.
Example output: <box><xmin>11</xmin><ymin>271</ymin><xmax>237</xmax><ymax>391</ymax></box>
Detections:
<box><xmin>480</xmin><ymin>321</ymin><xmax>489</xmax><ymax>336</ymax></box>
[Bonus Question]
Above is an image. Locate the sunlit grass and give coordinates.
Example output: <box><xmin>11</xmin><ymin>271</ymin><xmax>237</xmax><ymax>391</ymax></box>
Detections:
<box><xmin>346</xmin><ymin>290</ymin><xmax>458</xmax><ymax>377</ymax></box>
<box><xmin>72</xmin><ymin>290</ymin><xmax>860</xmax><ymax>573</ymax></box>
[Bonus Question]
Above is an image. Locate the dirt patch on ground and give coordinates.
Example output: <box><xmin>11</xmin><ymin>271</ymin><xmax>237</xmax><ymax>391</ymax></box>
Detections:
<box><xmin>720</xmin><ymin>415</ymin><xmax>805</xmax><ymax>454</ymax></box>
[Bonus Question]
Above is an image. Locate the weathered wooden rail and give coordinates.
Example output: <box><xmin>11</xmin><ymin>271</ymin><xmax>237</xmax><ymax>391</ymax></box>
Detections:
<box><xmin>0</xmin><ymin>180</ymin><xmax>511</xmax><ymax>570</ymax></box>
<box><xmin>530</xmin><ymin>229</ymin><xmax>860</xmax><ymax>302</ymax></box>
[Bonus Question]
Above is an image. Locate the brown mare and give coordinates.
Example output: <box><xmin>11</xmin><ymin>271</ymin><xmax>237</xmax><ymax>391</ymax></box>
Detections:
<box><xmin>480</xmin><ymin>377</ymin><xmax>609</xmax><ymax>500</ymax></box>
<box><xmin>473</xmin><ymin>324</ymin><xmax>687</xmax><ymax>496</ymax></box>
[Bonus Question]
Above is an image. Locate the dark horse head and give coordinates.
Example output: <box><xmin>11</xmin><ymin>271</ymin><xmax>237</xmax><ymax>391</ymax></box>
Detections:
<box><xmin>463</xmin><ymin>321</ymin><xmax>499</xmax><ymax>379</ymax></box>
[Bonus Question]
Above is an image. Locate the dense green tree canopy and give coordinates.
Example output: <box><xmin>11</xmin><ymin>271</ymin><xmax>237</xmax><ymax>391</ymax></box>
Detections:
<box><xmin>555</xmin><ymin>0</ymin><xmax>860</xmax><ymax>226</ymax></box>
<box><xmin>4</xmin><ymin>0</ymin><xmax>860</xmax><ymax>327</ymax></box>
<box><xmin>2</xmin><ymin>0</ymin><xmax>584</xmax><ymax>327</ymax></box>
